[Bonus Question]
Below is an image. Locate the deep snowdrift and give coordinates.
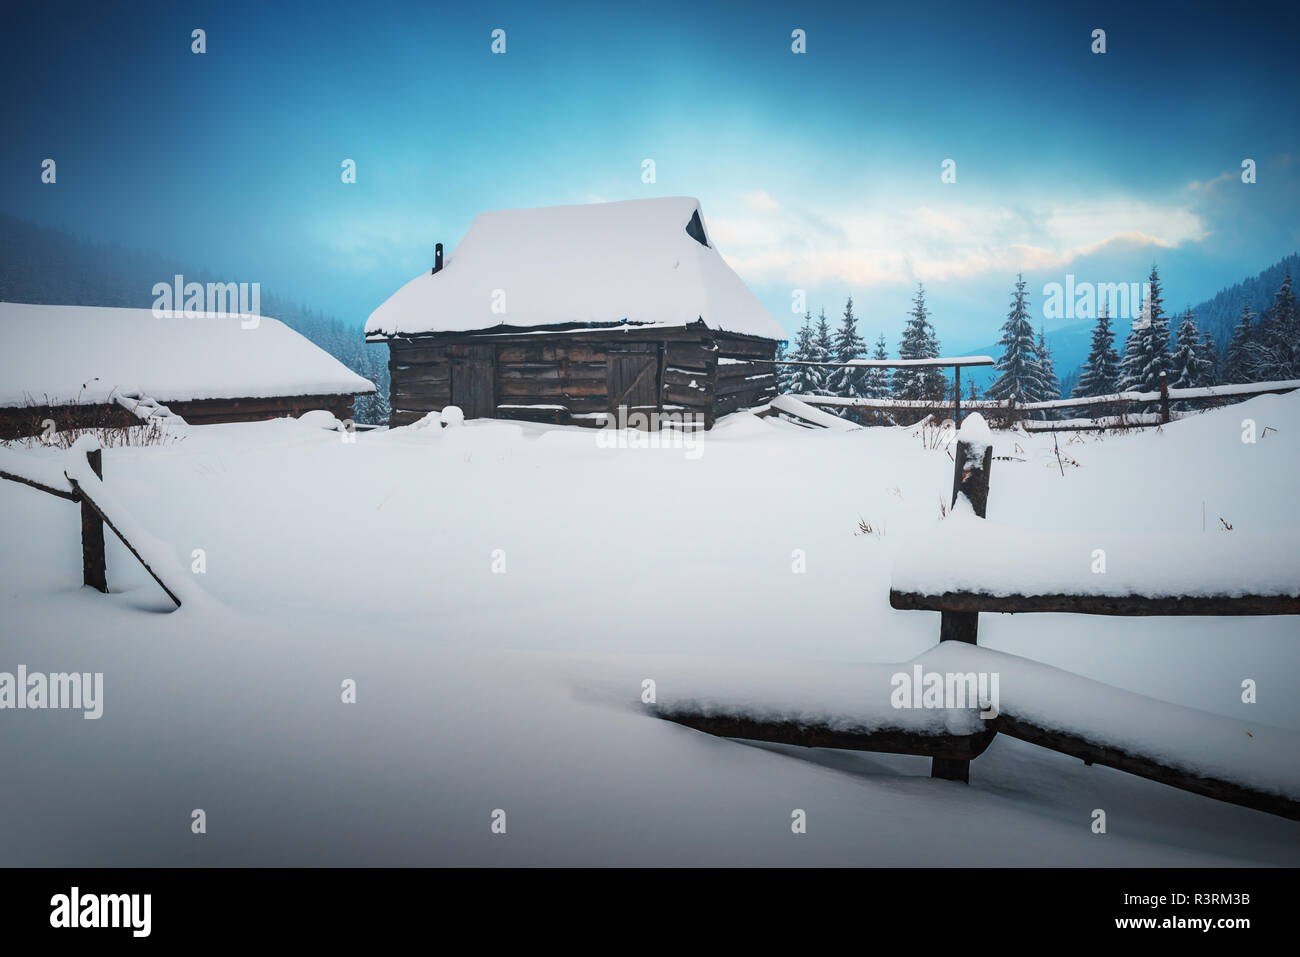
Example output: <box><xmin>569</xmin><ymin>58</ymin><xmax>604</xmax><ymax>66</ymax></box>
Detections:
<box><xmin>1</xmin><ymin>395</ymin><xmax>1297</xmax><ymax>865</ymax></box>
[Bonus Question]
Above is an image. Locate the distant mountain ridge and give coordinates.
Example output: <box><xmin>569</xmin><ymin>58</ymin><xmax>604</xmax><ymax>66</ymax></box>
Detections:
<box><xmin>1181</xmin><ymin>252</ymin><xmax>1300</xmax><ymax>351</ymax></box>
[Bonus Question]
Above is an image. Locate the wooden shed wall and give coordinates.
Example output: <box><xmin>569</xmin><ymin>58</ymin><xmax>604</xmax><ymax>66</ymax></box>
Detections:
<box><xmin>385</xmin><ymin>329</ymin><xmax>778</xmax><ymax>429</ymax></box>
<box><xmin>711</xmin><ymin>334</ymin><xmax>780</xmax><ymax>417</ymax></box>
<box><xmin>0</xmin><ymin>394</ymin><xmax>358</xmax><ymax>439</ymax></box>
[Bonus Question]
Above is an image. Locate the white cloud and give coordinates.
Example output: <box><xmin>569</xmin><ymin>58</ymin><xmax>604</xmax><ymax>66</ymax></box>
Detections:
<box><xmin>741</xmin><ymin>189</ymin><xmax>780</xmax><ymax>212</ymax></box>
<box><xmin>706</xmin><ymin>192</ymin><xmax>1209</xmax><ymax>289</ymax></box>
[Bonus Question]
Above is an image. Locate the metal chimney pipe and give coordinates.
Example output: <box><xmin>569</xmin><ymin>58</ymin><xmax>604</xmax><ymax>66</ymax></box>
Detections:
<box><xmin>432</xmin><ymin>243</ymin><xmax>444</xmax><ymax>274</ymax></box>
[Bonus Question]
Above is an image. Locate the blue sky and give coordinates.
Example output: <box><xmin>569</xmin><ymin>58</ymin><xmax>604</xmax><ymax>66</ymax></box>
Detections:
<box><xmin>2</xmin><ymin>0</ymin><xmax>1297</xmax><ymax>352</ymax></box>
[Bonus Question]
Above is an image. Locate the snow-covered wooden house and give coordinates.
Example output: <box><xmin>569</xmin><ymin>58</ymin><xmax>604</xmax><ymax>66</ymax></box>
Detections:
<box><xmin>364</xmin><ymin>197</ymin><xmax>786</xmax><ymax>429</ymax></box>
<box><xmin>0</xmin><ymin>302</ymin><xmax>376</xmax><ymax>438</ymax></box>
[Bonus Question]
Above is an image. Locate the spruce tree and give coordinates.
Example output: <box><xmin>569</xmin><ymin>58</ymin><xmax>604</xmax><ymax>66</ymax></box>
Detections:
<box><xmin>826</xmin><ymin>297</ymin><xmax>868</xmax><ymax>398</ymax></box>
<box><xmin>1197</xmin><ymin>329</ymin><xmax>1219</xmax><ymax>387</ymax></box>
<box><xmin>812</xmin><ymin>308</ymin><xmax>835</xmax><ymax>393</ymax></box>
<box><xmin>1255</xmin><ymin>271</ymin><xmax>1298</xmax><ymax>380</ymax></box>
<box><xmin>787</xmin><ymin>311</ymin><xmax>821</xmax><ymax>394</ymax></box>
<box><xmin>892</xmin><ymin>284</ymin><xmax>946</xmax><ymax>401</ymax></box>
<box><xmin>863</xmin><ymin>333</ymin><xmax>891</xmax><ymax>399</ymax></box>
<box><xmin>774</xmin><ymin>340</ymin><xmax>793</xmax><ymax>393</ymax></box>
<box><xmin>1072</xmin><ymin>304</ymin><xmax>1121</xmax><ymax>397</ymax></box>
<box><xmin>1117</xmin><ymin>264</ymin><xmax>1172</xmax><ymax>394</ymax></box>
<box><xmin>1222</xmin><ymin>303</ymin><xmax>1257</xmax><ymax>384</ymax></box>
<box><xmin>986</xmin><ymin>274</ymin><xmax>1045</xmax><ymax>403</ymax></box>
<box><xmin>1036</xmin><ymin>326</ymin><xmax>1060</xmax><ymax>404</ymax></box>
<box><xmin>1169</xmin><ymin>310</ymin><xmax>1208</xmax><ymax>394</ymax></box>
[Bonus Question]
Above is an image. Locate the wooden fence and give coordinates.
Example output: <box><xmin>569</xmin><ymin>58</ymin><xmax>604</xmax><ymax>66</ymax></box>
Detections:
<box><xmin>776</xmin><ymin>361</ymin><xmax>1300</xmax><ymax>430</ymax></box>
<box><xmin>653</xmin><ymin>425</ymin><xmax>1300</xmax><ymax>820</ymax></box>
<box><xmin>0</xmin><ymin>444</ymin><xmax>185</xmax><ymax>608</ymax></box>
<box><xmin>760</xmin><ymin>355</ymin><xmax>994</xmax><ymax>426</ymax></box>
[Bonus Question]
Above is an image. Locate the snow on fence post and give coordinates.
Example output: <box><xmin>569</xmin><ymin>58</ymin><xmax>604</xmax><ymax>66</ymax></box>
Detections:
<box><xmin>80</xmin><ymin>447</ymin><xmax>107</xmax><ymax>592</ymax></box>
<box><xmin>1159</xmin><ymin>372</ymin><xmax>1171</xmax><ymax>424</ymax></box>
<box><xmin>949</xmin><ymin>420</ymin><xmax>993</xmax><ymax>524</ymax></box>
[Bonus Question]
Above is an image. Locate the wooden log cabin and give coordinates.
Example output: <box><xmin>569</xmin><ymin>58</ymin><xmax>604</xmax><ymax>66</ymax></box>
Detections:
<box><xmin>0</xmin><ymin>302</ymin><xmax>375</xmax><ymax>438</ymax></box>
<box><xmin>365</xmin><ymin>197</ymin><xmax>787</xmax><ymax>429</ymax></box>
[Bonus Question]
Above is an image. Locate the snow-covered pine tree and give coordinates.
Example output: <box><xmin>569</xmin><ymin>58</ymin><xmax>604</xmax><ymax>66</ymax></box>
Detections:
<box><xmin>863</xmin><ymin>333</ymin><xmax>891</xmax><ymax>399</ymax></box>
<box><xmin>1197</xmin><ymin>329</ymin><xmax>1219</xmax><ymax>387</ymax></box>
<box><xmin>774</xmin><ymin>340</ymin><xmax>793</xmax><ymax>393</ymax></box>
<box><xmin>812</xmin><ymin>308</ymin><xmax>835</xmax><ymax>394</ymax></box>
<box><xmin>1117</xmin><ymin>265</ymin><xmax>1172</xmax><ymax>394</ymax></box>
<box><xmin>1071</xmin><ymin>303</ymin><xmax>1121</xmax><ymax>398</ymax></box>
<box><xmin>787</xmin><ymin>311</ymin><xmax>821</xmax><ymax>395</ymax></box>
<box><xmin>892</xmin><ymin>284</ymin><xmax>946</xmax><ymax>401</ymax></box>
<box><xmin>1222</xmin><ymin>303</ymin><xmax>1258</xmax><ymax>384</ymax></box>
<box><xmin>826</xmin><ymin>297</ymin><xmax>868</xmax><ymax>400</ymax></box>
<box><xmin>1255</xmin><ymin>270</ymin><xmax>1298</xmax><ymax>381</ymax></box>
<box><xmin>1168</xmin><ymin>310</ymin><xmax>1211</xmax><ymax>406</ymax></box>
<box><xmin>363</xmin><ymin>346</ymin><xmax>392</xmax><ymax>424</ymax></box>
<box><xmin>1035</xmin><ymin>326</ymin><xmax>1060</xmax><ymax>416</ymax></box>
<box><xmin>985</xmin><ymin>274</ymin><xmax>1045</xmax><ymax>405</ymax></box>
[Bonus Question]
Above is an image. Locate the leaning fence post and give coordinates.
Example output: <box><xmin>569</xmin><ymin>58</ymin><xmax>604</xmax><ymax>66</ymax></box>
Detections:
<box><xmin>80</xmin><ymin>447</ymin><xmax>107</xmax><ymax>592</ymax></box>
<box><xmin>932</xmin><ymin>421</ymin><xmax>994</xmax><ymax>783</ymax></box>
<box><xmin>1159</xmin><ymin>372</ymin><xmax>1171</xmax><ymax>424</ymax></box>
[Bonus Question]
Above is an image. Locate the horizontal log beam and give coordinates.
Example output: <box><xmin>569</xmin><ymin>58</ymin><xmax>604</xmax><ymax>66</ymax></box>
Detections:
<box><xmin>655</xmin><ymin>710</ymin><xmax>998</xmax><ymax>760</ymax></box>
<box><xmin>889</xmin><ymin>589</ymin><xmax>1300</xmax><ymax>616</ymax></box>
<box><xmin>0</xmin><ymin>468</ymin><xmax>80</xmax><ymax>501</ymax></box>
<box><xmin>652</xmin><ymin>707</ymin><xmax>1300</xmax><ymax>819</ymax></box>
<box><xmin>996</xmin><ymin>715</ymin><xmax>1300</xmax><ymax>821</ymax></box>
<box><xmin>762</xmin><ymin>357</ymin><xmax>994</xmax><ymax>369</ymax></box>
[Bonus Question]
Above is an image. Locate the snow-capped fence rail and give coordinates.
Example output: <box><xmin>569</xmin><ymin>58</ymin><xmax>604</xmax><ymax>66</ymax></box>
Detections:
<box><xmin>0</xmin><ymin>446</ymin><xmax>79</xmax><ymax>501</ymax></box>
<box><xmin>788</xmin><ymin>374</ymin><xmax>1300</xmax><ymax>431</ymax></box>
<box><xmin>653</xmin><ymin>650</ymin><xmax>1300</xmax><ymax>820</ymax></box>
<box><xmin>652</xmin><ymin>413</ymin><xmax>1300</xmax><ymax>820</ymax></box>
<box><xmin>885</xmin><ymin>414</ymin><xmax>1300</xmax><ymax>805</ymax></box>
<box><xmin>0</xmin><ymin>440</ymin><xmax>189</xmax><ymax>608</ymax></box>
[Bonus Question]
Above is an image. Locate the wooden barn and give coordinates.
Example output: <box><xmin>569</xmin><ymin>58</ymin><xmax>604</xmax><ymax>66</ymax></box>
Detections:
<box><xmin>365</xmin><ymin>197</ymin><xmax>787</xmax><ymax>429</ymax></box>
<box><xmin>0</xmin><ymin>302</ymin><xmax>375</xmax><ymax>438</ymax></box>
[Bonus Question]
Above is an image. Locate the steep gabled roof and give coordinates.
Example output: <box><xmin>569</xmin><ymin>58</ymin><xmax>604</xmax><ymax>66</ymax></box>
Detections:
<box><xmin>0</xmin><ymin>303</ymin><xmax>375</xmax><ymax>408</ymax></box>
<box><xmin>364</xmin><ymin>197</ymin><xmax>786</xmax><ymax>341</ymax></box>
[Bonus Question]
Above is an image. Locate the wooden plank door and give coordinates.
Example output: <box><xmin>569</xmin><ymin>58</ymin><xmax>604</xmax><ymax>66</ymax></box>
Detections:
<box><xmin>607</xmin><ymin>345</ymin><xmax>660</xmax><ymax>417</ymax></box>
<box><xmin>449</xmin><ymin>346</ymin><xmax>495</xmax><ymax>419</ymax></box>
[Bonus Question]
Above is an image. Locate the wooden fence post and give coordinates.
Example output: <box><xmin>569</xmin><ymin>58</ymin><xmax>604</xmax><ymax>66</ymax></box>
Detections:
<box><xmin>80</xmin><ymin>447</ymin><xmax>106</xmax><ymax>592</ymax></box>
<box><xmin>1159</xmin><ymin>372</ymin><xmax>1171</xmax><ymax>424</ymax></box>
<box><xmin>932</xmin><ymin>432</ymin><xmax>994</xmax><ymax>783</ymax></box>
<box><xmin>953</xmin><ymin>366</ymin><xmax>962</xmax><ymax>427</ymax></box>
<box><xmin>1005</xmin><ymin>393</ymin><xmax>1017</xmax><ymax>430</ymax></box>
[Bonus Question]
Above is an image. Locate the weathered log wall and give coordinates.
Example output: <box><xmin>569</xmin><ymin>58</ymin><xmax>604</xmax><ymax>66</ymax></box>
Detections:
<box><xmin>386</xmin><ymin>328</ymin><xmax>778</xmax><ymax>430</ymax></box>
<box><xmin>0</xmin><ymin>394</ymin><xmax>356</xmax><ymax>438</ymax></box>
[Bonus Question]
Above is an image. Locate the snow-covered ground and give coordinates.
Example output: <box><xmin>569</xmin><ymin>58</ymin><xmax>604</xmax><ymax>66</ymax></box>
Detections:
<box><xmin>1</xmin><ymin>396</ymin><xmax>1298</xmax><ymax>865</ymax></box>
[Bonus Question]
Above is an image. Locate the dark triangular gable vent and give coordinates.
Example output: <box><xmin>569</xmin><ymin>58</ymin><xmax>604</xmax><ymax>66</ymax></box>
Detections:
<box><xmin>685</xmin><ymin>209</ymin><xmax>709</xmax><ymax>247</ymax></box>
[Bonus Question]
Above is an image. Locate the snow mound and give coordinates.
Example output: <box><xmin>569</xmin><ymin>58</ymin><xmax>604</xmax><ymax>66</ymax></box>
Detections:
<box><xmin>894</xmin><ymin>507</ymin><xmax>1300</xmax><ymax>599</ymax></box>
<box><xmin>297</xmin><ymin>409</ymin><xmax>343</xmax><ymax>431</ymax></box>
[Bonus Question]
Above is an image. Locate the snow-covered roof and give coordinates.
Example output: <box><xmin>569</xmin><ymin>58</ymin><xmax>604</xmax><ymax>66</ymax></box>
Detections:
<box><xmin>364</xmin><ymin>197</ymin><xmax>787</xmax><ymax>341</ymax></box>
<box><xmin>0</xmin><ymin>303</ymin><xmax>376</xmax><ymax>408</ymax></box>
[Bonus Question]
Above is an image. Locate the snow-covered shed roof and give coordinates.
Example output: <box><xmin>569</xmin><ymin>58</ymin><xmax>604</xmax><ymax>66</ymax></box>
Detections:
<box><xmin>0</xmin><ymin>303</ymin><xmax>376</xmax><ymax>408</ymax></box>
<box><xmin>364</xmin><ymin>197</ymin><xmax>787</xmax><ymax>341</ymax></box>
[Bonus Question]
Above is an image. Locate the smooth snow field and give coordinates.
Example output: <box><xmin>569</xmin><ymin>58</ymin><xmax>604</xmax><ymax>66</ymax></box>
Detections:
<box><xmin>1</xmin><ymin>396</ymin><xmax>1298</xmax><ymax>866</ymax></box>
